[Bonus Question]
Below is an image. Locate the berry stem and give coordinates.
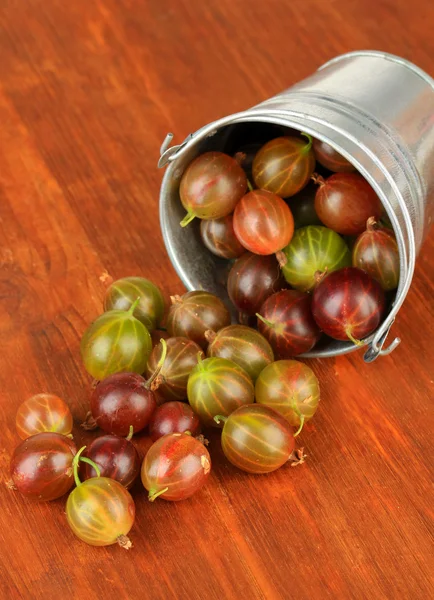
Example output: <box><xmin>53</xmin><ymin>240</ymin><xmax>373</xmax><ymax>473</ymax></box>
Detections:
<box><xmin>204</xmin><ymin>329</ymin><xmax>217</xmax><ymax>343</ymax></box>
<box><xmin>79</xmin><ymin>457</ymin><xmax>102</xmax><ymax>477</ymax></box>
<box><xmin>294</xmin><ymin>415</ymin><xmax>305</xmax><ymax>437</ymax></box>
<box><xmin>366</xmin><ymin>216</ymin><xmax>378</xmax><ymax>231</ymax></box>
<box><xmin>170</xmin><ymin>294</ymin><xmax>183</xmax><ymax>305</ymax></box>
<box><xmin>127</xmin><ymin>297</ymin><xmax>141</xmax><ymax>317</ymax></box>
<box><xmin>311</xmin><ymin>173</ymin><xmax>325</xmax><ymax>186</ymax></box>
<box><xmin>256</xmin><ymin>313</ymin><xmax>275</xmax><ymax>329</ymax></box>
<box><xmin>346</xmin><ymin>329</ymin><xmax>364</xmax><ymax>347</ymax></box>
<box><xmin>126</xmin><ymin>425</ymin><xmax>134</xmax><ymax>441</ymax></box>
<box><xmin>145</xmin><ymin>338</ymin><xmax>168</xmax><ymax>389</ymax></box>
<box><xmin>314</xmin><ymin>269</ymin><xmax>327</xmax><ymax>284</ymax></box>
<box><xmin>289</xmin><ymin>448</ymin><xmax>306</xmax><ymax>467</ymax></box>
<box><xmin>214</xmin><ymin>415</ymin><xmax>227</xmax><ymax>425</ymax></box>
<box><xmin>180</xmin><ymin>212</ymin><xmax>196</xmax><ymax>227</ymax></box>
<box><xmin>301</xmin><ymin>132</ymin><xmax>313</xmax><ymax>153</ymax></box>
<box><xmin>276</xmin><ymin>251</ymin><xmax>287</xmax><ymax>268</ymax></box>
<box><xmin>148</xmin><ymin>487</ymin><xmax>169</xmax><ymax>502</ymax></box>
<box><xmin>196</xmin><ymin>351</ymin><xmax>206</xmax><ymax>371</ymax></box>
<box><xmin>234</xmin><ymin>151</ymin><xmax>246</xmax><ymax>166</ymax></box>
<box><xmin>117</xmin><ymin>534</ymin><xmax>133</xmax><ymax>550</ymax></box>
<box><xmin>247</xmin><ymin>179</ymin><xmax>254</xmax><ymax>192</ymax></box>
<box><xmin>72</xmin><ymin>446</ymin><xmax>86</xmax><ymax>487</ymax></box>
<box><xmin>290</xmin><ymin>400</ymin><xmax>305</xmax><ymax>437</ymax></box>
<box><xmin>81</xmin><ymin>411</ymin><xmax>98</xmax><ymax>431</ymax></box>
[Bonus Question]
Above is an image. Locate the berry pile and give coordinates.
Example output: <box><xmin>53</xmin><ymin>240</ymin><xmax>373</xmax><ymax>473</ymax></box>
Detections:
<box><xmin>9</xmin><ymin>277</ymin><xmax>310</xmax><ymax>549</ymax></box>
<box><xmin>8</xmin><ymin>131</ymin><xmax>400</xmax><ymax>551</ymax></box>
<box><xmin>182</xmin><ymin>134</ymin><xmax>399</xmax><ymax>349</ymax></box>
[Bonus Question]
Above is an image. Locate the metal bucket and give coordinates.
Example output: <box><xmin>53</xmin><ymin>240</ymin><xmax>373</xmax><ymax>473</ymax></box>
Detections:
<box><xmin>158</xmin><ymin>51</ymin><xmax>434</xmax><ymax>362</ymax></box>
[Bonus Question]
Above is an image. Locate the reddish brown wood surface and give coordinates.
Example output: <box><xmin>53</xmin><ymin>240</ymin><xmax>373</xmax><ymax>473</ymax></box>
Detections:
<box><xmin>0</xmin><ymin>1</ymin><xmax>433</xmax><ymax>598</ymax></box>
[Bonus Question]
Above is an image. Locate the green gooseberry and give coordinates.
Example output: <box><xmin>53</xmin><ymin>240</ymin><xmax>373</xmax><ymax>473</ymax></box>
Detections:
<box><xmin>104</xmin><ymin>276</ymin><xmax>165</xmax><ymax>331</ymax></box>
<box><xmin>205</xmin><ymin>325</ymin><xmax>274</xmax><ymax>382</ymax></box>
<box><xmin>277</xmin><ymin>225</ymin><xmax>351</xmax><ymax>291</ymax></box>
<box><xmin>255</xmin><ymin>360</ymin><xmax>320</xmax><ymax>435</ymax></box>
<box><xmin>81</xmin><ymin>299</ymin><xmax>152</xmax><ymax>380</ymax></box>
<box><xmin>187</xmin><ymin>356</ymin><xmax>254</xmax><ymax>427</ymax></box>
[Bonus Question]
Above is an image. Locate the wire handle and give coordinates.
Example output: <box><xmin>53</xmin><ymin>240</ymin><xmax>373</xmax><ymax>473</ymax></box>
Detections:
<box><xmin>364</xmin><ymin>320</ymin><xmax>401</xmax><ymax>362</ymax></box>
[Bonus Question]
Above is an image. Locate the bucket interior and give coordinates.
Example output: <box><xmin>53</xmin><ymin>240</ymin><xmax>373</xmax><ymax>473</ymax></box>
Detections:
<box><xmin>160</xmin><ymin>120</ymin><xmax>399</xmax><ymax>359</ymax></box>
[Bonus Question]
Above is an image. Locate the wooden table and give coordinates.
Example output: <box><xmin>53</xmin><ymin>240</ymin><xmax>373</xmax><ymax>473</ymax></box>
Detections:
<box><xmin>0</xmin><ymin>1</ymin><xmax>433</xmax><ymax>598</ymax></box>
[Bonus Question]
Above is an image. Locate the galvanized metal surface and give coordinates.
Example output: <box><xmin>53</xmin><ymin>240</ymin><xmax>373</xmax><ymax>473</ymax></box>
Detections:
<box><xmin>159</xmin><ymin>51</ymin><xmax>434</xmax><ymax>362</ymax></box>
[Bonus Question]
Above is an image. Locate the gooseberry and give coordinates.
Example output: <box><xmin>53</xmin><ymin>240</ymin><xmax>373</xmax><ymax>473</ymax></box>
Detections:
<box><xmin>85</xmin><ymin>339</ymin><xmax>167</xmax><ymax>435</ymax></box>
<box><xmin>148</xmin><ymin>402</ymin><xmax>201</xmax><ymax>441</ymax></box>
<box><xmin>81</xmin><ymin>429</ymin><xmax>140</xmax><ymax>490</ymax></box>
<box><xmin>146</xmin><ymin>337</ymin><xmax>205</xmax><ymax>403</ymax></box>
<box><xmin>252</xmin><ymin>135</ymin><xmax>316</xmax><ymax>197</ymax></box>
<box><xmin>277</xmin><ymin>225</ymin><xmax>351</xmax><ymax>291</ymax></box>
<box><xmin>285</xmin><ymin>182</ymin><xmax>322</xmax><ymax>228</ymax></box>
<box><xmin>311</xmin><ymin>267</ymin><xmax>386</xmax><ymax>344</ymax></box>
<box><xmin>141</xmin><ymin>433</ymin><xmax>211</xmax><ymax>501</ymax></box>
<box><xmin>256</xmin><ymin>290</ymin><xmax>321</xmax><ymax>357</ymax></box>
<box><xmin>206</xmin><ymin>325</ymin><xmax>274</xmax><ymax>382</ymax></box>
<box><xmin>233</xmin><ymin>190</ymin><xmax>294</xmax><ymax>255</ymax></box>
<box><xmin>313</xmin><ymin>173</ymin><xmax>382</xmax><ymax>235</ymax></box>
<box><xmin>255</xmin><ymin>360</ymin><xmax>320</xmax><ymax>432</ymax></box>
<box><xmin>103</xmin><ymin>276</ymin><xmax>165</xmax><ymax>331</ymax></box>
<box><xmin>227</xmin><ymin>252</ymin><xmax>286</xmax><ymax>316</ymax></box>
<box><xmin>15</xmin><ymin>393</ymin><xmax>73</xmax><ymax>440</ymax></box>
<box><xmin>167</xmin><ymin>291</ymin><xmax>231</xmax><ymax>349</ymax></box>
<box><xmin>66</xmin><ymin>447</ymin><xmax>135</xmax><ymax>548</ymax></box>
<box><xmin>10</xmin><ymin>433</ymin><xmax>76</xmax><ymax>501</ymax></box>
<box><xmin>81</xmin><ymin>299</ymin><xmax>152</xmax><ymax>380</ymax></box>
<box><xmin>215</xmin><ymin>405</ymin><xmax>295</xmax><ymax>474</ymax></box>
<box><xmin>179</xmin><ymin>151</ymin><xmax>247</xmax><ymax>226</ymax></box>
<box><xmin>352</xmin><ymin>218</ymin><xmax>399</xmax><ymax>291</ymax></box>
<box><xmin>312</xmin><ymin>139</ymin><xmax>356</xmax><ymax>173</ymax></box>
<box><xmin>187</xmin><ymin>356</ymin><xmax>254</xmax><ymax>426</ymax></box>
<box><xmin>200</xmin><ymin>214</ymin><xmax>245</xmax><ymax>259</ymax></box>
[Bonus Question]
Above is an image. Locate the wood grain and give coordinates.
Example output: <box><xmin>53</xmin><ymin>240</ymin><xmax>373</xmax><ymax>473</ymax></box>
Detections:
<box><xmin>0</xmin><ymin>1</ymin><xmax>433</xmax><ymax>598</ymax></box>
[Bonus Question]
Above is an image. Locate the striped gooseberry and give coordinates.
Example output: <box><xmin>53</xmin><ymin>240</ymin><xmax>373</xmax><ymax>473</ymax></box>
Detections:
<box><xmin>313</xmin><ymin>173</ymin><xmax>382</xmax><ymax>236</ymax></box>
<box><xmin>179</xmin><ymin>151</ymin><xmax>247</xmax><ymax>226</ymax></box>
<box><xmin>252</xmin><ymin>135</ymin><xmax>316</xmax><ymax>198</ymax></box>
<box><xmin>81</xmin><ymin>299</ymin><xmax>152</xmax><ymax>380</ymax></box>
<box><xmin>233</xmin><ymin>190</ymin><xmax>294</xmax><ymax>255</ymax></box>
<box><xmin>215</xmin><ymin>405</ymin><xmax>295</xmax><ymax>474</ymax></box>
<box><xmin>66</xmin><ymin>447</ymin><xmax>135</xmax><ymax>548</ymax></box>
<box><xmin>227</xmin><ymin>252</ymin><xmax>286</xmax><ymax>316</ymax></box>
<box><xmin>84</xmin><ymin>340</ymin><xmax>167</xmax><ymax>436</ymax></box>
<box><xmin>167</xmin><ymin>291</ymin><xmax>231</xmax><ymax>349</ymax></box>
<box><xmin>205</xmin><ymin>325</ymin><xmax>274</xmax><ymax>382</ymax></box>
<box><xmin>15</xmin><ymin>393</ymin><xmax>73</xmax><ymax>440</ymax></box>
<box><xmin>256</xmin><ymin>290</ymin><xmax>321</xmax><ymax>357</ymax></box>
<box><xmin>255</xmin><ymin>360</ymin><xmax>320</xmax><ymax>433</ymax></box>
<box><xmin>187</xmin><ymin>356</ymin><xmax>254</xmax><ymax>427</ymax></box>
<box><xmin>352</xmin><ymin>218</ymin><xmax>399</xmax><ymax>291</ymax></box>
<box><xmin>81</xmin><ymin>429</ymin><xmax>140</xmax><ymax>490</ymax></box>
<box><xmin>277</xmin><ymin>225</ymin><xmax>351</xmax><ymax>291</ymax></box>
<box><xmin>141</xmin><ymin>433</ymin><xmax>211</xmax><ymax>501</ymax></box>
<box><xmin>311</xmin><ymin>267</ymin><xmax>386</xmax><ymax>345</ymax></box>
<box><xmin>103</xmin><ymin>276</ymin><xmax>165</xmax><ymax>331</ymax></box>
<box><xmin>146</xmin><ymin>337</ymin><xmax>205</xmax><ymax>403</ymax></box>
<box><xmin>200</xmin><ymin>214</ymin><xmax>245</xmax><ymax>259</ymax></box>
<box><xmin>10</xmin><ymin>433</ymin><xmax>76</xmax><ymax>501</ymax></box>
<box><xmin>148</xmin><ymin>402</ymin><xmax>201</xmax><ymax>441</ymax></box>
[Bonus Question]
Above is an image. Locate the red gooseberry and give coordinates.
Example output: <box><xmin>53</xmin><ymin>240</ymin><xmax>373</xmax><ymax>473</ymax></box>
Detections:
<box><xmin>233</xmin><ymin>190</ymin><xmax>294</xmax><ymax>255</ymax></box>
<box><xmin>311</xmin><ymin>267</ymin><xmax>386</xmax><ymax>345</ymax></box>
